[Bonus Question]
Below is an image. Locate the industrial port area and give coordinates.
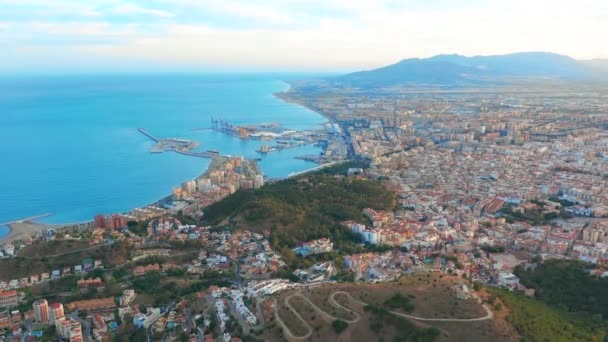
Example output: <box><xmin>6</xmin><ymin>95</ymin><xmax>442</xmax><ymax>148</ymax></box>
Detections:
<box><xmin>138</xmin><ymin>118</ymin><xmax>350</xmax><ymax>165</ymax></box>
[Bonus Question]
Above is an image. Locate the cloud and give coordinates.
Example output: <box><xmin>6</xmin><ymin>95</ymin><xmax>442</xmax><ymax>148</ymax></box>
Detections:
<box><xmin>0</xmin><ymin>0</ymin><xmax>607</xmax><ymax>73</ymax></box>
<box><xmin>109</xmin><ymin>3</ymin><xmax>174</xmax><ymax>18</ymax></box>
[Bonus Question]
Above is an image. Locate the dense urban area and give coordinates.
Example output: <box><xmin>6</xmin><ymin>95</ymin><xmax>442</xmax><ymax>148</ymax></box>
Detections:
<box><xmin>2</xmin><ymin>83</ymin><xmax>608</xmax><ymax>342</ymax></box>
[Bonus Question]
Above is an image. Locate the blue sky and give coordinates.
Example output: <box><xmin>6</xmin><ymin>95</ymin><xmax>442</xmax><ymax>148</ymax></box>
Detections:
<box><xmin>0</xmin><ymin>0</ymin><xmax>606</xmax><ymax>73</ymax></box>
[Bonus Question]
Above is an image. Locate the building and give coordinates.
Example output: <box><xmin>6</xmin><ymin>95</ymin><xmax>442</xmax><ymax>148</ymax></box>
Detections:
<box><xmin>497</xmin><ymin>272</ymin><xmax>520</xmax><ymax>287</ymax></box>
<box><xmin>132</xmin><ymin>264</ymin><xmax>160</xmax><ymax>276</ymax></box>
<box><xmin>133</xmin><ymin>308</ymin><xmax>161</xmax><ymax>329</ymax></box>
<box><xmin>120</xmin><ymin>289</ymin><xmax>135</xmax><ymax>307</ymax></box>
<box><xmin>33</xmin><ymin>299</ymin><xmax>49</xmax><ymax>323</ymax></box>
<box><xmin>133</xmin><ymin>313</ymin><xmax>146</xmax><ymax>328</ymax></box>
<box><xmin>294</xmin><ymin>238</ymin><xmax>334</xmax><ymax>256</ymax></box>
<box><xmin>77</xmin><ymin>278</ymin><xmax>104</xmax><ymax>289</ymax></box>
<box><xmin>0</xmin><ymin>290</ymin><xmax>18</xmax><ymax>308</ymax></box>
<box><xmin>107</xmin><ymin>214</ymin><xmax>127</xmax><ymax>230</ymax></box>
<box><xmin>94</xmin><ymin>215</ymin><xmax>106</xmax><ymax>229</ymax></box>
<box><xmin>56</xmin><ymin>317</ymin><xmax>83</xmax><ymax>342</ymax></box>
<box><xmin>254</xmin><ymin>175</ymin><xmax>264</xmax><ymax>189</ymax></box>
<box><xmin>92</xmin><ymin>313</ymin><xmax>107</xmax><ymax>333</ymax></box>
<box><xmin>95</xmin><ymin>213</ymin><xmax>127</xmax><ymax>230</ymax></box>
<box><xmin>48</xmin><ymin>303</ymin><xmax>65</xmax><ymax>325</ymax></box>
<box><xmin>0</xmin><ymin>310</ymin><xmax>9</xmax><ymax>329</ymax></box>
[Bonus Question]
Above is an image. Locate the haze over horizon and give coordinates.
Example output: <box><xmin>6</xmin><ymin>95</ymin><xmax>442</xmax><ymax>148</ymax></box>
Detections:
<box><xmin>1</xmin><ymin>0</ymin><xmax>607</xmax><ymax>73</ymax></box>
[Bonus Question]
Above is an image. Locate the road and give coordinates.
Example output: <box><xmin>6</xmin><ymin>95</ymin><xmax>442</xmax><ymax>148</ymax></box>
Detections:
<box><xmin>332</xmin><ymin>291</ymin><xmax>494</xmax><ymax>322</ymax></box>
<box><xmin>219</xmin><ymin>253</ymin><xmax>242</xmax><ymax>284</ymax></box>
<box><xmin>18</xmin><ymin>242</ymin><xmax>113</xmax><ymax>260</ymax></box>
<box><xmin>275</xmin><ymin>290</ymin><xmax>494</xmax><ymax>339</ymax></box>
<box><xmin>272</xmin><ymin>298</ymin><xmax>312</xmax><ymax>341</ymax></box>
<box><xmin>147</xmin><ymin>302</ymin><xmax>177</xmax><ymax>342</ymax></box>
<box><xmin>287</xmin><ymin>292</ymin><xmax>360</xmax><ymax>323</ymax></box>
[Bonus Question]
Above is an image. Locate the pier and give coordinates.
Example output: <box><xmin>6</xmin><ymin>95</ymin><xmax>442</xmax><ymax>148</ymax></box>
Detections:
<box><xmin>137</xmin><ymin>128</ymin><xmax>159</xmax><ymax>142</ymax></box>
<box><xmin>0</xmin><ymin>213</ymin><xmax>53</xmax><ymax>227</ymax></box>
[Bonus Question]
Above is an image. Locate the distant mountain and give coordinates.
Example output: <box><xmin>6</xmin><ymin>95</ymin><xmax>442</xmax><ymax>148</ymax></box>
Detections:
<box><xmin>332</xmin><ymin>52</ymin><xmax>603</xmax><ymax>88</ymax></box>
<box><xmin>582</xmin><ymin>59</ymin><xmax>608</xmax><ymax>73</ymax></box>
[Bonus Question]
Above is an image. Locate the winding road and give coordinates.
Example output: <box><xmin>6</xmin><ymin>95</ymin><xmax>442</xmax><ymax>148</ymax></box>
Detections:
<box><xmin>275</xmin><ymin>290</ymin><xmax>494</xmax><ymax>340</ymax></box>
<box><xmin>333</xmin><ymin>291</ymin><xmax>494</xmax><ymax>322</ymax></box>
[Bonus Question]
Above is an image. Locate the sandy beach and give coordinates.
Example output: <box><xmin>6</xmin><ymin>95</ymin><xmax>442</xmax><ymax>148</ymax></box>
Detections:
<box><xmin>0</xmin><ymin>222</ymin><xmax>48</xmax><ymax>244</ymax></box>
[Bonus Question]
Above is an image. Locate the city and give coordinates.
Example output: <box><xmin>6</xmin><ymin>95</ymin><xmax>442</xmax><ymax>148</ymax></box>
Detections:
<box><xmin>2</xmin><ymin>82</ymin><xmax>608</xmax><ymax>341</ymax></box>
<box><xmin>1</xmin><ymin>1</ymin><xmax>608</xmax><ymax>342</ymax></box>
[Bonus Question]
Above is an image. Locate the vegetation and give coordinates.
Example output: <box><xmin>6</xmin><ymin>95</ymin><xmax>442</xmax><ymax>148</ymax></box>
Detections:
<box><xmin>202</xmin><ymin>169</ymin><xmax>395</xmax><ymax>268</ymax></box>
<box><xmin>500</xmin><ymin>205</ymin><xmax>546</xmax><ymax>225</ymax></box>
<box><xmin>127</xmin><ymin>220</ymin><xmax>148</xmax><ymax>236</ymax></box>
<box><xmin>131</xmin><ymin>270</ymin><xmax>229</xmax><ymax>306</ymax></box>
<box><xmin>548</xmin><ymin>196</ymin><xmax>576</xmax><ymax>207</ymax></box>
<box><xmin>480</xmin><ymin>245</ymin><xmax>505</xmax><ymax>254</ymax></box>
<box><xmin>514</xmin><ymin>259</ymin><xmax>608</xmax><ymax>318</ymax></box>
<box><xmin>204</xmin><ymin>173</ymin><xmax>394</xmax><ymax>242</ymax></box>
<box><xmin>0</xmin><ymin>240</ymin><xmax>131</xmax><ymax>282</ymax></box>
<box><xmin>383</xmin><ymin>293</ymin><xmax>414</xmax><ymax>312</ymax></box>
<box><xmin>363</xmin><ymin>304</ymin><xmax>439</xmax><ymax>341</ymax></box>
<box><xmin>114</xmin><ymin>313</ymin><xmax>148</xmax><ymax>342</ymax></box>
<box><xmin>331</xmin><ymin>319</ymin><xmax>348</xmax><ymax>334</ymax></box>
<box><xmin>490</xmin><ymin>288</ymin><xmax>608</xmax><ymax>341</ymax></box>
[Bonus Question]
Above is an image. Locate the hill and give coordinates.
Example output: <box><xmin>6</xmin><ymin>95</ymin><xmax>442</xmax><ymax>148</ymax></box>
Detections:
<box><xmin>490</xmin><ymin>288</ymin><xmax>608</xmax><ymax>341</ymax></box>
<box><xmin>514</xmin><ymin>259</ymin><xmax>608</xmax><ymax>318</ymax></box>
<box><xmin>202</xmin><ymin>163</ymin><xmax>395</xmax><ymax>250</ymax></box>
<box><xmin>258</xmin><ymin>275</ymin><xmax>512</xmax><ymax>342</ymax></box>
<box><xmin>487</xmin><ymin>259</ymin><xmax>608</xmax><ymax>341</ymax></box>
<box><xmin>331</xmin><ymin>52</ymin><xmax>601</xmax><ymax>88</ymax></box>
<box><xmin>0</xmin><ymin>240</ymin><xmax>130</xmax><ymax>281</ymax></box>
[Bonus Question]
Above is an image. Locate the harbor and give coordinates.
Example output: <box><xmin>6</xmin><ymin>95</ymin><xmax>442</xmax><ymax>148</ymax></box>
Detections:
<box><xmin>138</xmin><ymin>117</ymin><xmax>350</xmax><ymax>169</ymax></box>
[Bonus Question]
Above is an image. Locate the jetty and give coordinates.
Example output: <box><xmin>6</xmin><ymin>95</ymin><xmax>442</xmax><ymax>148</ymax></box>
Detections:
<box><xmin>137</xmin><ymin>128</ymin><xmax>159</xmax><ymax>142</ymax></box>
<box><xmin>0</xmin><ymin>213</ymin><xmax>53</xmax><ymax>227</ymax></box>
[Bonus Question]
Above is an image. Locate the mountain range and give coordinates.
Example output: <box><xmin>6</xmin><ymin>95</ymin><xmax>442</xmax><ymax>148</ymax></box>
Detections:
<box><xmin>331</xmin><ymin>52</ymin><xmax>608</xmax><ymax>88</ymax></box>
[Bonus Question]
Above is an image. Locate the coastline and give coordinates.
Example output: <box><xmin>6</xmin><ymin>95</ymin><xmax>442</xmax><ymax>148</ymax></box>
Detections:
<box><xmin>273</xmin><ymin>81</ymin><xmax>336</xmax><ymax>125</ymax></box>
<box><xmin>0</xmin><ymin>81</ymin><xmax>325</xmax><ymax>244</ymax></box>
<box><xmin>1</xmin><ymin>222</ymin><xmax>48</xmax><ymax>244</ymax></box>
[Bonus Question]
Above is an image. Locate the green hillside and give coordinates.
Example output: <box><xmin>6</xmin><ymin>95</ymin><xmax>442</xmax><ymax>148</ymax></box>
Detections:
<box><xmin>203</xmin><ymin>166</ymin><xmax>395</xmax><ymax>249</ymax></box>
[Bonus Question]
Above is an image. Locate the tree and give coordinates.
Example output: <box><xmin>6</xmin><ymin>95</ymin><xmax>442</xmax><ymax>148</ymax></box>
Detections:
<box><xmin>473</xmin><ymin>282</ymin><xmax>482</xmax><ymax>291</ymax></box>
<box><xmin>332</xmin><ymin>319</ymin><xmax>348</xmax><ymax>334</ymax></box>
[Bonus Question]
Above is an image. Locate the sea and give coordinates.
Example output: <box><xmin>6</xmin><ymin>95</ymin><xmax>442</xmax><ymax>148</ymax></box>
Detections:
<box><xmin>0</xmin><ymin>74</ymin><xmax>327</xmax><ymax>238</ymax></box>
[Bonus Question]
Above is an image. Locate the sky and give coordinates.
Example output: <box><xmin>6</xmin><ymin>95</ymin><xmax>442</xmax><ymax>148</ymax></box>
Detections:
<box><xmin>0</xmin><ymin>0</ymin><xmax>607</xmax><ymax>73</ymax></box>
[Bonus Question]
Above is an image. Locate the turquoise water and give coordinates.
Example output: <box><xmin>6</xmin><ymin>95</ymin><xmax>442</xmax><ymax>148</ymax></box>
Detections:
<box><xmin>0</xmin><ymin>74</ymin><xmax>327</xmax><ymax>235</ymax></box>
